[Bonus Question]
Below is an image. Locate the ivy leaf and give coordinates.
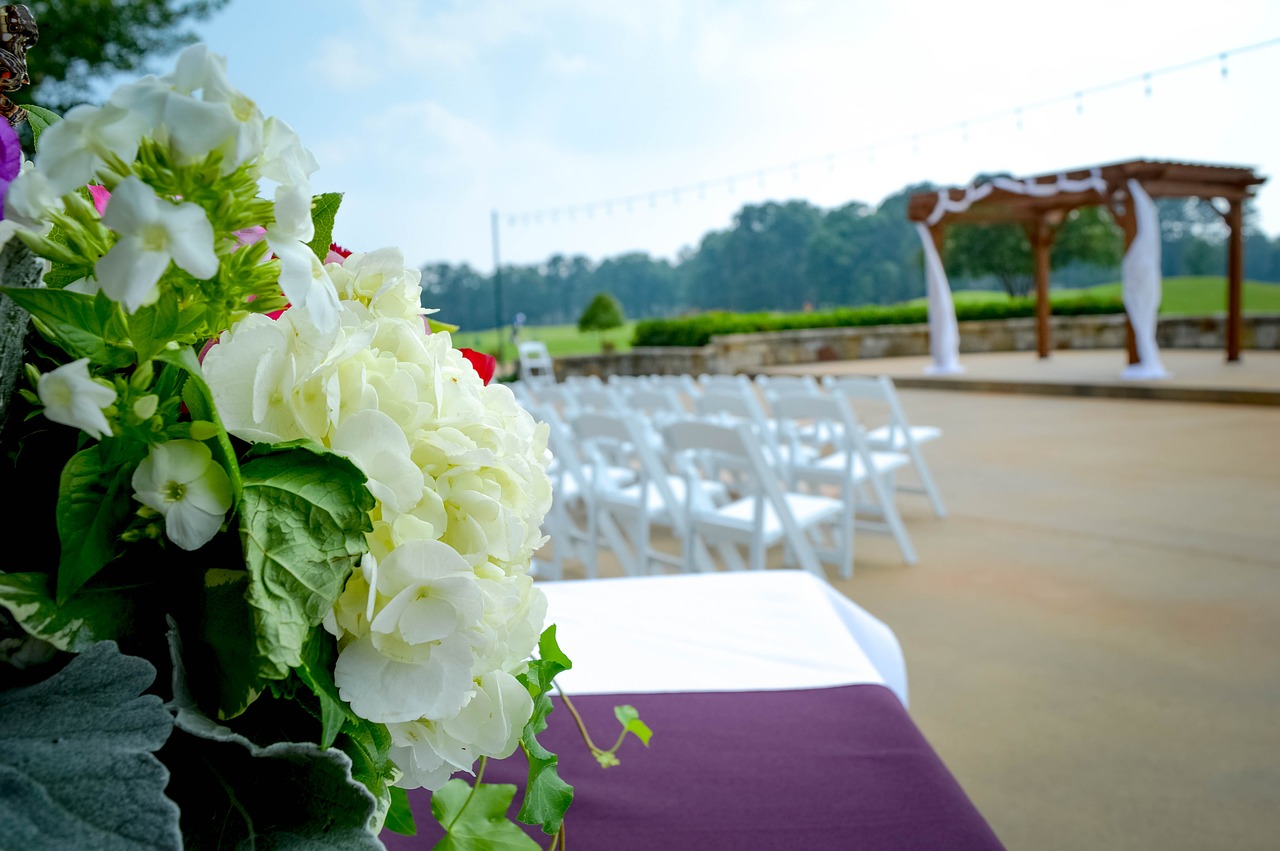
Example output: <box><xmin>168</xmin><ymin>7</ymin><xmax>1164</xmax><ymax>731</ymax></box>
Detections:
<box><xmin>384</xmin><ymin>787</ymin><xmax>417</xmax><ymax>837</ymax></box>
<box><xmin>55</xmin><ymin>447</ymin><xmax>135</xmax><ymax>602</ymax></box>
<box><xmin>19</xmin><ymin>103</ymin><xmax>60</xmax><ymax>146</ymax></box>
<box><xmin>0</xmin><ymin>641</ymin><xmax>180</xmax><ymax>851</ymax></box>
<box><xmin>307</xmin><ymin>192</ymin><xmax>343</xmax><ymax>260</ymax></box>
<box><xmin>0</xmin><ymin>571</ymin><xmax>136</xmax><ymax>651</ymax></box>
<box><xmin>613</xmin><ymin>704</ymin><xmax>653</xmax><ymax>747</ymax></box>
<box><xmin>237</xmin><ymin>442</ymin><xmax>373</xmax><ymax>685</ymax></box>
<box><xmin>0</xmin><ymin>287</ymin><xmax>134</xmax><ymax>368</ymax></box>
<box><xmin>335</xmin><ymin>714</ymin><xmax>397</xmax><ymax>828</ymax></box>
<box><xmin>515</xmin><ymin>625</ymin><xmax>574</xmax><ymax>834</ymax></box>
<box><xmin>426</xmin><ymin>317</ymin><xmax>460</xmax><ymax>334</ymax></box>
<box><xmin>430</xmin><ymin>780</ymin><xmax>541</xmax><ymax>851</ymax></box>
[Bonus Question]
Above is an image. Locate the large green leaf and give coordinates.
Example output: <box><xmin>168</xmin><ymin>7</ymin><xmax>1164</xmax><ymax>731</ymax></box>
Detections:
<box><xmin>385</xmin><ymin>787</ymin><xmax>417</xmax><ymax>837</ymax></box>
<box><xmin>126</xmin><ymin>294</ymin><xmax>180</xmax><ymax>363</ymax></box>
<box><xmin>297</xmin><ymin>628</ymin><xmax>357</xmax><ymax>749</ymax></box>
<box><xmin>55</xmin><ymin>447</ymin><xmax>134</xmax><ymax>602</ymax></box>
<box><xmin>237</xmin><ymin>443</ymin><xmax>373</xmax><ymax>684</ymax></box>
<box><xmin>0</xmin><ymin>571</ymin><xmax>136</xmax><ymax>651</ymax></box>
<box><xmin>165</xmin><ymin>628</ymin><xmax>384</xmax><ymax>850</ymax></box>
<box><xmin>307</xmin><ymin>192</ymin><xmax>343</xmax><ymax>261</ymax></box>
<box><xmin>0</xmin><ymin>641</ymin><xmax>180</xmax><ymax>851</ymax></box>
<box><xmin>430</xmin><ymin>780</ymin><xmax>540</xmax><ymax>851</ymax></box>
<box><xmin>515</xmin><ymin>626</ymin><xmax>574</xmax><ymax>834</ymax></box>
<box><xmin>198</xmin><ymin>568</ymin><xmax>264</xmax><ymax>719</ymax></box>
<box><xmin>0</xmin><ymin>287</ymin><xmax>134</xmax><ymax>368</ymax></box>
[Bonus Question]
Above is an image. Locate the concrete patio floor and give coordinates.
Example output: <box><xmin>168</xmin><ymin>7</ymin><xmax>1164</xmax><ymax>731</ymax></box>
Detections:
<box><xmin>543</xmin><ymin>384</ymin><xmax>1280</xmax><ymax>850</ymax></box>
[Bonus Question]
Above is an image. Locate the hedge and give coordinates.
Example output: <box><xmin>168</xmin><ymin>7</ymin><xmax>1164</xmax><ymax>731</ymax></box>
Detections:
<box><xmin>631</xmin><ymin>293</ymin><xmax>1125</xmax><ymax>348</ymax></box>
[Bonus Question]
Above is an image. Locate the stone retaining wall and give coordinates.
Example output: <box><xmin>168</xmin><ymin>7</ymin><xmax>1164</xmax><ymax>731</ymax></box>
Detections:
<box><xmin>551</xmin><ymin>313</ymin><xmax>1280</xmax><ymax>378</ymax></box>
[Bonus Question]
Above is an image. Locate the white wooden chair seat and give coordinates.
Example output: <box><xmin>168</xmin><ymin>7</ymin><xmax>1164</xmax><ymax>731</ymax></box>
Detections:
<box><xmin>700</xmin><ymin>492</ymin><xmax>843</xmax><ymax>540</ymax></box>
<box><xmin>866</xmin><ymin>424</ymin><xmax>942</xmax><ymax>451</ymax></box>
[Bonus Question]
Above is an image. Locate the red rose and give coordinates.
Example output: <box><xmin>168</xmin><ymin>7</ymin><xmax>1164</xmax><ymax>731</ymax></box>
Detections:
<box><xmin>460</xmin><ymin>348</ymin><xmax>496</xmax><ymax>385</ymax></box>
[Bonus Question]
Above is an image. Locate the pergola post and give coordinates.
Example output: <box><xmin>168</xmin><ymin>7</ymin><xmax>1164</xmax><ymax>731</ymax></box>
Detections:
<box><xmin>1225</xmin><ymin>200</ymin><xmax>1244</xmax><ymax>362</ymax></box>
<box><xmin>1023</xmin><ymin>217</ymin><xmax>1057</xmax><ymax>359</ymax></box>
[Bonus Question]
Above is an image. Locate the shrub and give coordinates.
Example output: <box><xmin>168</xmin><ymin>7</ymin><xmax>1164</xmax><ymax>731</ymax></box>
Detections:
<box><xmin>631</xmin><ymin>293</ymin><xmax>1124</xmax><ymax>347</ymax></box>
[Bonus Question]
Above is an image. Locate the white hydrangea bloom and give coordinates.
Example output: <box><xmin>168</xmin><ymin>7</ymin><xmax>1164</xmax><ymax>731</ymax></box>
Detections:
<box><xmin>202</xmin><ymin>256</ymin><xmax>552</xmax><ymax>790</ymax></box>
<box><xmin>37</xmin><ymin>358</ymin><xmax>116</xmax><ymax>439</ymax></box>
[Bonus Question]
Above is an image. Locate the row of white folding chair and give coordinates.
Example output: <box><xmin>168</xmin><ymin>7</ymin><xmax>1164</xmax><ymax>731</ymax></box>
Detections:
<box><xmin>755</xmin><ymin>372</ymin><xmax>947</xmax><ymax>519</ymax></box>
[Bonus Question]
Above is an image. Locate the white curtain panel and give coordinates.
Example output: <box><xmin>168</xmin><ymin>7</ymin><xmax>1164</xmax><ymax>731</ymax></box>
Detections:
<box><xmin>1120</xmin><ymin>179</ymin><xmax>1170</xmax><ymax>380</ymax></box>
<box><xmin>916</xmin><ymin>223</ymin><xmax>964</xmax><ymax>375</ymax></box>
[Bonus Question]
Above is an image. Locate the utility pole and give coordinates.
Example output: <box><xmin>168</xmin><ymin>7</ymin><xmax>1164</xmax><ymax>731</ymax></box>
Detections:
<box><xmin>490</xmin><ymin>210</ymin><xmax>504</xmax><ymax>365</ymax></box>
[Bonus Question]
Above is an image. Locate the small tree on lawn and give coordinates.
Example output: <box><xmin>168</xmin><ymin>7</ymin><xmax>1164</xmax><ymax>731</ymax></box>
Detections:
<box><xmin>578</xmin><ymin>292</ymin><xmax>625</xmax><ymax>351</ymax></box>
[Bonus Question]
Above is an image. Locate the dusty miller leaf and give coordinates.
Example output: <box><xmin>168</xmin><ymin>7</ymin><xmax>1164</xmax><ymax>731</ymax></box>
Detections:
<box><xmin>0</xmin><ymin>641</ymin><xmax>180</xmax><ymax>851</ymax></box>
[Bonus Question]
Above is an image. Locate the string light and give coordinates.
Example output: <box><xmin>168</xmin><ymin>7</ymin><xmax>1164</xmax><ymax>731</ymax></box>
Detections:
<box><xmin>495</xmin><ymin>35</ymin><xmax>1280</xmax><ymax>228</ymax></box>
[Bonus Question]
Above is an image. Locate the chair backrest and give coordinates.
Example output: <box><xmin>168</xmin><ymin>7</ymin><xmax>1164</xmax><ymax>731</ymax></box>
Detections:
<box><xmin>625</xmin><ymin>386</ymin><xmax>686</xmax><ymax>422</ymax></box>
<box><xmin>574</xmin><ymin>386</ymin><xmax>624</xmax><ymax>413</ymax></box>
<box><xmin>822</xmin><ymin>374</ymin><xmax>909</xmax><ymax>443</ymax></box>
<box><xmin>698</xmin><ymin>373</ymin><xmax>752</xmax><ymax>395</ymax></box>
<box><xmin>518</xmin><ymin>340</ymin><xmax>556</xmax><ymax>385</ymax></box>
<box><xmin>572</xmin><ymin>410</ymin><xmax>675</xmax><ymax>504</ymax></box>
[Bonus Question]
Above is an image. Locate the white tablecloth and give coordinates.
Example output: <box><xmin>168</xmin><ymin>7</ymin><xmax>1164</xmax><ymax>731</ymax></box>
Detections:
<box><xmin>540</xmin><ymin>570</ymin><xmax>908</xmax><ymax>706</ymax></box>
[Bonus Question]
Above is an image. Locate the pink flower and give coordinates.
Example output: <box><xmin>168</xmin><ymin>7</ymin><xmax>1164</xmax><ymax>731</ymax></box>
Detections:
<box><xmin>88</xmin><ymin>184</ymin><xmax>111</xmax><ymax>215</ymax></box>
<box><xmin>324</xmin><ymin>242</ymin><xmax>351</xmax><ymax>265</ymax></box>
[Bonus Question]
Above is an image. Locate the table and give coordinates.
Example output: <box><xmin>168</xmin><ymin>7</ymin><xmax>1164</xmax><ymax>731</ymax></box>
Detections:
<box><xmin>383</xmin><ymin>571</ymin><xmax>1004</xmax><ymax>850</ymax></box>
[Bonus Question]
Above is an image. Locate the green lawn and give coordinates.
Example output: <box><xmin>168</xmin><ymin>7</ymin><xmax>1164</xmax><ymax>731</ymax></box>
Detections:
<box><xmin>453</xmin><ymin>277</ymin><xmax>1280</xmax><ymax>359</ymax></box>
<box><xmin>938</xmin><ymin>276</ymin><xmax>1280</xmax><ymax>314</ymax></box>
<box><xmin>450</xmin><ymin>321</ymin><xmax>637</xmax><ymax>358</ymax></box>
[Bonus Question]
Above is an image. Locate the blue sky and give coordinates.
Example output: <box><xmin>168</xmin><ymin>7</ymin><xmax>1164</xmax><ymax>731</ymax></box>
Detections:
<box><xmin>180</xmin><ymin>0</ymin><xmax>1280</xmax><ymax>272</ymax></box>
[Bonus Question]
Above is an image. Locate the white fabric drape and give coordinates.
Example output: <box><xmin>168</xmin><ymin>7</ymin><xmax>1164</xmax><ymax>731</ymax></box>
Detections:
<box><xmin>925</xmin><ymin>169</ymin><xmax>1108</xmax><ymax>226</ymax></box>
<box><xmin>916</xmin><ymin>223</ymin><xmax>964</xmax><ymax>375</ymax></box>
<box><xmin>1121</xmin><ymin>179</ymin><xmax>1170</xmax><ymax>379</ymax></box>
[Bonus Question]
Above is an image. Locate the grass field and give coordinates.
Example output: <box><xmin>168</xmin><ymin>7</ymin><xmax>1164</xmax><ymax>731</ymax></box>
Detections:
<box><xmin>454</xmin><ymin>277</ymin><xmax>1280</xmax><ymax>359</ymax></box>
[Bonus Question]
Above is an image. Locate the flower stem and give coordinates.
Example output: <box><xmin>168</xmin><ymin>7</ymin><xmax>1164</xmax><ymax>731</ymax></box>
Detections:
<box><xmin>445</xmin><ymin>756</ymin><xmax>488</xmax><ymax>833</ymax></box>
<box><xmin>554</xmin><ymin>682</ymin><xmax>604</xmax><ymax>756</ymax></box>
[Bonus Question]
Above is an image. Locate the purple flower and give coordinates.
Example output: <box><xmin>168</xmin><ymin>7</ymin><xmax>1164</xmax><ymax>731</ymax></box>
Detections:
<box><xmin>0</xmin><ymin>120</ymin><xmax>23</xmax><ymax>221</ymax></box>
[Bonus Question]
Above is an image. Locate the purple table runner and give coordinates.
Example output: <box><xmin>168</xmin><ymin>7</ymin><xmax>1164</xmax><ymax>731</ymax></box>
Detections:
<box><xmin>384</xmin><ymin>684</ymin><xmax>1004</xmax><ymax>850</ymax></box>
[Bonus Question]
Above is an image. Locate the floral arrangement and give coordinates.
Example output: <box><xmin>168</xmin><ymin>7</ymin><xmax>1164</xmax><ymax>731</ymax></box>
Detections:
<box><xmin>0</xmin><ymin>42</ymin><xmax>646</xmax><ymax>850</ymax></box>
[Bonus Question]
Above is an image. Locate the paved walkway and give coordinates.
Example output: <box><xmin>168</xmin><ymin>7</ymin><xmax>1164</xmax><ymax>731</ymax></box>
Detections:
<box><xmin>547</xmin><ymin>386</ymin><xmax>1280</xmax><ymax>850</ymax></box>
<box><xmin>761</xmin><ymin>348</ymin><xmax>1280</xmax><ymax>405</ymax></box>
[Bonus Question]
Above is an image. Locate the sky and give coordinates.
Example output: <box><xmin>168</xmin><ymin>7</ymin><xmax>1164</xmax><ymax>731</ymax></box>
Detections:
<box><xmin>174</xmin><ymin>0</ymin><xmax>1280</xmax><ymax>273</ymax></box>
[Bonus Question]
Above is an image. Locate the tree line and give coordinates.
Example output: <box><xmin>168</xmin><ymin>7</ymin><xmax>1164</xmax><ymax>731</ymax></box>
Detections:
<box><xmin>423</xmin><ymin>182</ymin><xmax>1280</xmax><ymax>332</ymax></box>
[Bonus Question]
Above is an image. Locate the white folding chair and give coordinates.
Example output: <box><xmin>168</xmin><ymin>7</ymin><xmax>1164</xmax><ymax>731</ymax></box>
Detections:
<box><xmin>570</xmin><ymin>411</ymin><xmax>720</xmax><ymax>575</ymax></box>
<box><xmin>529</xmin><ymin>404</ymin><xmax>634</xmax><ymax>579</ymax></box>
<box><xmin>518</xmin><ymin>340</ymin><xmax>556</xmax><ymax>386</ymax></box>
<box><xmin>822</xmin><ymin>375</ymin><xmax>947</xmax><ymax>518</ymax></box>
<box><xmin>661</xmin><ymin>419</ymin><xmax>844</xmax><ymax>577</ymax></box>
<box><xmin>773</xmin><ymin>395</ymin><xmax>918</xmax><ymax>573</ymax></box>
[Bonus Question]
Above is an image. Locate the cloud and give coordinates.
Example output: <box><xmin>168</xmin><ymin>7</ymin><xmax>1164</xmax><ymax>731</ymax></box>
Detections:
<box><xmin>546</xmin><ymin>50</ymin><xmax>589</xmax><ymax>76</ymax></box>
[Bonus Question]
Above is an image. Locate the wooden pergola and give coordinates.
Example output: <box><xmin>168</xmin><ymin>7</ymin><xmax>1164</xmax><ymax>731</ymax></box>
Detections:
<box><xmin>907</xmin><ymin>160</ymin><xmax>1267</xmax><ymax>362</ymax></box>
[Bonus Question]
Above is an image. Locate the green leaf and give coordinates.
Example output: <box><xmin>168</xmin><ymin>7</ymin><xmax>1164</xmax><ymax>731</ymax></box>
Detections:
<box><xmin>126</xmin><ymin>295</ymin><xmax>180</xmax><ymax>363</ymax></box>
<box><xmin>307</xmin><ymin>192</ymin><xmax>343</xmax><ymax>260</ymax></box>
<box><xmin>613</xmin><ymin>704</ymin><xmax>653</xmax><ymax>747</ymax></box>
<box><xmin>19</xmin><ymin>104</ymin><xmax>60</xmax><ymax>146</ymax></box>
<box><xmin>426</xmin><ymin>317</ymin><xmax>460</xmax><ymax>334</ymax></box>
<box><xmin>0</xmin><ymin>641</ymin><xmax>180</xmax><ymax>851</ymax></box>
<box><xmin>385</xmin><ymin>786</ymin><xmax>418</xmax><ymax>837</ymax></box>
<box><xmin>335</xmin><ymin>714</ymin><xmax>397</xmax><ymax>827</ymax></box>
<box><xmin>430</xmin><ymin>780</ymin><xmax>540</xmax><ymax>851</ymax></box>
<box><xmin>514</xmin><ymin>625</ymin><xmax>574</xmax><ymax>834</ymax></box>
<box><xmin>297</xmin><ymin>628</ymin><xmax>357</xmax><ymax>748</ymax></box>
<box><xmin>55</xmin><ymin>447</ymin><xmax>134</xmax><ymax>602</ymax></box>
<box><xmin>198</xmin><ymin>568</ymin><xmax>264</xmax><ymax>719</ymax></box>
<box><xmin>0</xmin><ymin>571</ymin><xmax>136</xmax><ymax>651</ymax></box>
<box><xmin>237</xmin><ymin>443</ymin><xmax>373</xmax><ymax>684</ymax></box>
<box><xmin>0</xmin><ymin>287</ymin><xmax>134</xmax><ymax>368</ymax></box>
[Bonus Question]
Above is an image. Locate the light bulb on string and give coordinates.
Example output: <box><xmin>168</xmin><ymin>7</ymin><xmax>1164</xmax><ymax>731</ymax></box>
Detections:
<box><xmin>1221</xmin><ymin>52</ymin><xmax>1228</xmax><ymax>79</ymax></box>
<box><xmin>1015</xmin><ymin>107</ymin><xmax>1023</xmax><ymax>130</ymax></box>
<box><xmin>649</xmin><ymin>193</ymin><xmax>657</xmax><ymax>209</ymax></box>
<box><xmin>791</xmin><ymin>162</ymin><xmax>799</xmax><ymax>182</ymax></box>
<box><xmin>1144</xmin><ymin>72</ymin><xmax>1152</xmax><ymax>97</ymax></box>
<box><xmin>507</xmin><ymin>215</ymin><xmax>516</xmax><ymax>228</ymax></box>
<box><xmin>1075</xmin><ymin>91</ymin><xmax>1083</xmax><ymax>115</ymax></box>
<box><xmin>962</xmin><ymin>121</ymin><xmax>969</xmax><ymax>143</ymax></box>
<box><xmin>757</xmin><ymin>170</ymin><xmax>766</xmax><ymax>189</ymax></box>
<box><xmin>727</xmin><ymin>176</ymin><xmax>736</xmax><ymax>194</ymax></box>
<box><xmin>827</xmin><ymin>154</ymin><xmax>835</xmax><ymax>172</ymax></box>
<box><xmin>698</xmin><ymin>182</ymin><xmax>707</xmax><ymax>200</ymax></box>
<box><xmin>672</xmin><ymin>189</ymin><xmax>680</xmax><ymax>205</ymax></box>
<box><xmin>912</xmin><ymin>133</ymin><xmax>919</xmax><ymax>156</ymax></box>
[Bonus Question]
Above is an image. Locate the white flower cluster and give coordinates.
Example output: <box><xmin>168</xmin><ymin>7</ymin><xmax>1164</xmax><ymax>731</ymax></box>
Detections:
<box><xmin>202</xmin><ymin>250</ymin><xmax>553</xmax><ymax>790</ymax></box>
<box><xmin>5</xmin><ymin>44</ymin><xmax>339</xmax><ymax>329</ymax></box>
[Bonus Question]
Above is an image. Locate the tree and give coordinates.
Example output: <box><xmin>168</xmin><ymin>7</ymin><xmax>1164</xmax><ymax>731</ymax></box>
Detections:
<box><xmin>25</xmin><ymin>0</ymin><xmax>232</xmax><ymax>112</ymax></box>
<box><xmin>577</xmin><ymin>292</ymin><xmax>625</xmax><ymax>350</ymax></box>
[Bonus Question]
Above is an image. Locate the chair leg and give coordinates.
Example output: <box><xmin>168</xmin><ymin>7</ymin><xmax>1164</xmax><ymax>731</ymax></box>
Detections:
<box><xmin>867</xmin><ymin>469</ymin><xmax>917</xmax><ymax>565</ymax></box>
<box><xmin>909</xmin><ymin>444</ymin><xmax>947</xmax><ymax>518</ymax></box>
